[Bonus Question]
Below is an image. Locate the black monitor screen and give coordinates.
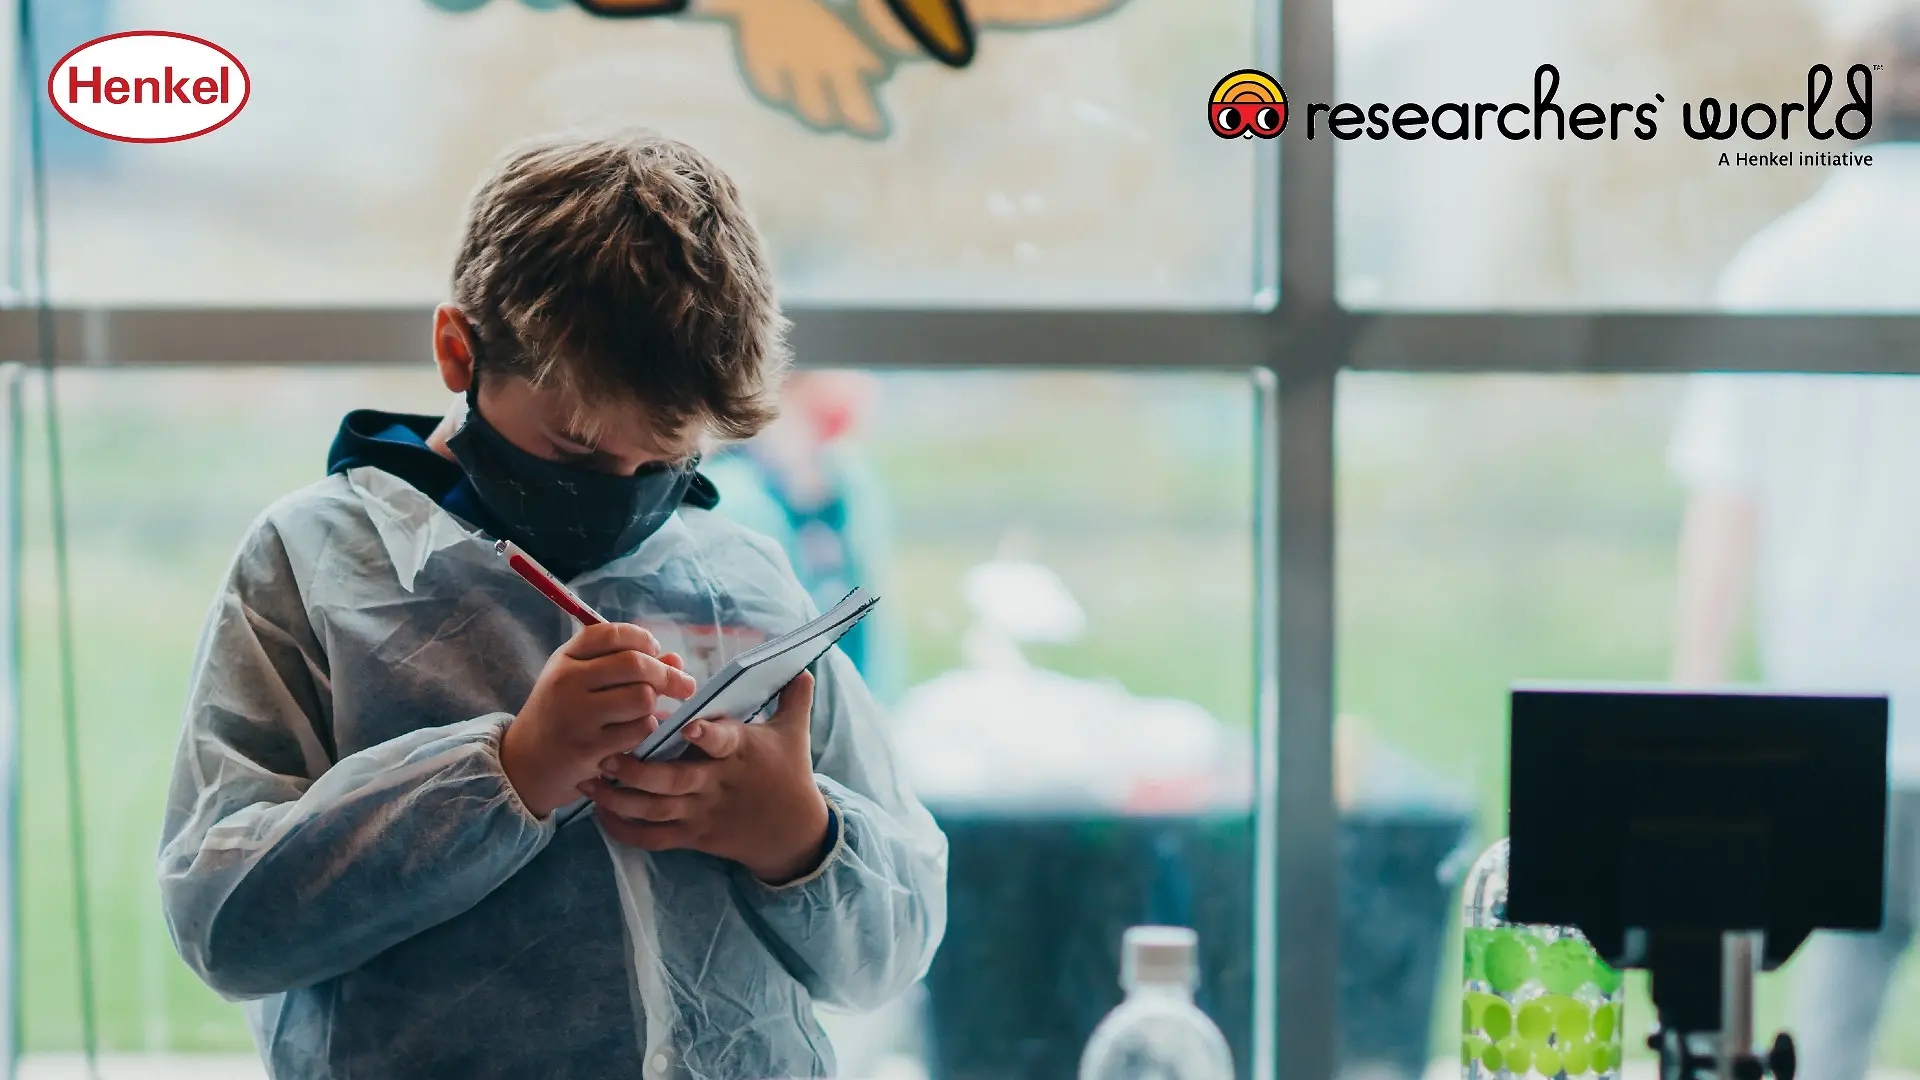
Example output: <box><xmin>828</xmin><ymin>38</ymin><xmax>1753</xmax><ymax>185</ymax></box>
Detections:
<box><xmin>1506</xmin><ymin>686</ymin><xmax>1886</xmax><ymax>967</ymax></box>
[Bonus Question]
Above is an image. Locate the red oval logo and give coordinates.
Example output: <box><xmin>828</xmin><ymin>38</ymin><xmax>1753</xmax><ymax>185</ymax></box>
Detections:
<box><xmin>46</xmin><ymin>31</ymin><xmax>249</xmax><ymax>144</ymax></box>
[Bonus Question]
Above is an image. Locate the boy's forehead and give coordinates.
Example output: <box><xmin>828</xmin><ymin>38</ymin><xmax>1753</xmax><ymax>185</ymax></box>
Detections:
<box><xmin>550</xmin><ymin>387</ymin><xmax>702</xmax><ymax>457</ymax></box>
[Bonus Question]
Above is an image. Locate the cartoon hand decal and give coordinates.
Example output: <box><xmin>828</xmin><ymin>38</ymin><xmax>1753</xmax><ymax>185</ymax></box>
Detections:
<box><xmin>709</xmin><ymin>0</ymin><xmax>889</xmax><ymax>137</ymax></box>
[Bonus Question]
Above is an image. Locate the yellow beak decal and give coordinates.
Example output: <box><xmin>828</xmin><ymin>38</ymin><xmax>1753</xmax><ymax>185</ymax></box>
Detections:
<box><xmin>881</xmin><ymin>0</ymin><xmax>976</xmax><ymax>67</ymax></box>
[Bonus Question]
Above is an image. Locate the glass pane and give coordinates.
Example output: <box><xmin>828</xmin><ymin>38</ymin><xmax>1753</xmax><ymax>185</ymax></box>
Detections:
<box><xmin>25</xmin><ymin>0</ymin><xmax>1273</xmax><ymax>307</ymax></box>
<box><xmin>1336</xmin><ymin>0</ymin><xmax>1917</xmax><ymax>310</ymax></box>
<box><xmin>18</xmin><ymin>366</ymin><xmax>1259</xmax><ymax>1078</ymax></box>
<box><xmin>1338</xmin><ymin>372</ymin><xmax>1920</xmax><ymax>1080</ymax></box>
<box><xmin>0</xmin><ymin>367</ymin><xmax>21</xmax><ymax>1075</ymax></box>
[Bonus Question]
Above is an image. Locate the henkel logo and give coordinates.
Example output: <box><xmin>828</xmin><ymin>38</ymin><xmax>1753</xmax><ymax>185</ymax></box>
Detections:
<box><xmin>47</xmin><ymin>31</ymin><xmax>249</xmax><ymax>143</ymax></box>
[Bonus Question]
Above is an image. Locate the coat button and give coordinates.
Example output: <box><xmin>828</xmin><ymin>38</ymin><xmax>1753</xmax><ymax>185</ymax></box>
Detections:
<box><xmin>649</xmin><ymin>1052</ymin><xmax>671</xmax><ymax>1075</ymax></box>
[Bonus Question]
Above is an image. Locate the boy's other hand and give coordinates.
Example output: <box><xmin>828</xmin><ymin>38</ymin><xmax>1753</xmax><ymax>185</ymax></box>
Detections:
<box><xmin>501</xmin><ymin>623</ymin><xmax>699</xmax><ymax>820</ymax></box>
<box><xmin>582</xmin><ymin>672</ymin><xmax>832</xmax><ymax>884</ymax></box>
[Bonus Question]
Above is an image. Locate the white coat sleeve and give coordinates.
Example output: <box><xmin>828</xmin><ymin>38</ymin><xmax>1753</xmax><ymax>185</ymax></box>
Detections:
<box><xmin>157</xmin><ymin>517</ymin><xmax>558</xmax><ymax>1000</ymax></box>
<box><xmin>726</xmin><ymin>645</ymin><xmax>950</xmax><ymax>1012</ymax></box>
<box><xmin>1669</xmin><ymin>374</ymin><xmax>1763</xmax><ymax>499</ymax></box>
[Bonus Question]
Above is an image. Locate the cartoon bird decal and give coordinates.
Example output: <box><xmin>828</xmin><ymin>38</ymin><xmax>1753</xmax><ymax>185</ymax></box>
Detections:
<box><xmin>427</xmin><ymin>0</ymin><xmax>1129</xmax><ymax>138</ymax></box>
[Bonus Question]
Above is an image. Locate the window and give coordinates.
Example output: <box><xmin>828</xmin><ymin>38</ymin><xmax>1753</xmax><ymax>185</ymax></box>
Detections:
<box><xmin>1338</xmin><ymin>372</ymin><xmax>1920</xmax><ymax>1077</ymax></box>
<box><xmin>22</xmin><ymin>0</ymin><xmax>1275</xmax><ymax>307</ymax></box>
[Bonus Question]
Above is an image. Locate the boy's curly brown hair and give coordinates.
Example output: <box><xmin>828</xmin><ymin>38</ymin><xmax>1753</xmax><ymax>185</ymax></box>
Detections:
<box><xmin>451</xmin><ymin>129</ymin><xmax>789</xmax><ymax>444</ymax></box>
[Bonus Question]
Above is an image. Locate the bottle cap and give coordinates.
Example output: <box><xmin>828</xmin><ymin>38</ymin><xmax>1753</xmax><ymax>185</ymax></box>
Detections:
<box><xmin>1121</xmin><ymin>925</ymin><xmax>1199</xmax><ymax>990</ymax></box>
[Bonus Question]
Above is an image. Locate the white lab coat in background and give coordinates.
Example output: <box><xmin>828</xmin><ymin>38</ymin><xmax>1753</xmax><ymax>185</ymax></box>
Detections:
<box><xmin>1669</xmin><ymin>141</ymin><xmax>1920</xmax><ymax>785</ymax></box>
<box><xmin>1668</xmin><ymin>141</ymin><xmax>1920</xmax><ymax>1080</ymax></box>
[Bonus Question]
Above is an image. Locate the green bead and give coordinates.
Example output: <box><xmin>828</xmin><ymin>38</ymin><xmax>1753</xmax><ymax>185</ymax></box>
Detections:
<box><xmin>1498</xmin><ymin>1037</ymin><xmax>1532</xmax><ymax>1075</ymax></box>
<box><xmin>1518</xmin><ymin>998</ymin><xmax>1554</xmax><ymax>1044</ymax></box>
<box><xmin>1487</xmin><ymin>932</ymin><xmax>1537</xmax><ymax>992</ymax></box>
<box><xmin>1539</xmin><ymin>939</ymin><xmax>1597</xmax><ymax>995</ymax></box>
<box><xmin>1483</xmin><ymin>999</ymin><xmax>1513</xmax><ymax>1040</ymax></box>
<box><xmin>1464</xmin><ymin>1035</ymin><xmax>1492</xmax><ymax>1066</ymax></box>
<box><xmin>1561</xmin><ymin>1038</ymin><xmax>1593</xmax><ymax>1076</ymax></box>
<box><xmin>1466</xmin><ymin>991</ymin><xmax>1502</xmax><ymax>1031</ymax></box>
<box><xmin>1534</xmin><ymin>1046</ymin><xmax>1562</xmax><ymax>1076</ymax></box>
<box><xmin>1592</xmin><ymin>959</ymin><xmax>1624</xmax><ymax>995</ymax></box>
<box><xmin>1465</xmin><ymin>928</ymin><xmax>1497</xmax><ymax>983</ymax></box>
<box><xmin>1551</xmin><ymin>997</ymin><xmax>1591</xmax><ymax>1041</ymax></box>
<box><xmin>1483</xmin><ymin>1044</ymin><xmax>1505</xmax><ymax>1072</ymax></box>
<box><xmin>1591</xmin><ymin>1044</ymin><xmax>1616</xmax><ymax>1074</ymax></box>
<box><xmin>1591</xmin><ymin>1003</ymin><xmax>1616</xmax><ymax>1041</ymax></box>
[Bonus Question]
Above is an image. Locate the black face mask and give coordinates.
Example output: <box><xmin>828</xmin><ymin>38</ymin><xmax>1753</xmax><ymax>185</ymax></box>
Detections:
<box><xmin>446</xmin><ymin>385</ymin><xmax>701</xmax><ymax>580</ymax></box>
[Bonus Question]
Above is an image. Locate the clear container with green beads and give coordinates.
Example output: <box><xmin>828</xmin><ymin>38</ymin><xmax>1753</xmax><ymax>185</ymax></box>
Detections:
<box><xmin>1461</xmin><ymin>838</ymin><xmax>1624</xmax><ymax>1080</ymax></box>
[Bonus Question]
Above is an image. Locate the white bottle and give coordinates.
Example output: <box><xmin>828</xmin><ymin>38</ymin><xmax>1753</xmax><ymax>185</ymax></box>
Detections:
<box><xmin>1078</xmin><ymin>926</ymin><xmax>1235</xmax><ymax>1080</ymax></box>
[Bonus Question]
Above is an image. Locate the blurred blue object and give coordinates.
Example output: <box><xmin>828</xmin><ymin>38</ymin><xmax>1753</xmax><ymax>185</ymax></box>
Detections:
<box><xmin>705</xmin><ymin>371</ymin><xmax>904</xmax><ymax>705</ymax></box>
<box><xmin>707</xmin><ymin>445</ymin><xmax>903</xmax><ymax>702</ymax></box>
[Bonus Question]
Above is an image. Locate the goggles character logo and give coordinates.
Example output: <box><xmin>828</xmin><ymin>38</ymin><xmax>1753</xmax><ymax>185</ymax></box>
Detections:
<box><xmin>1209</xmin><ymin>68</ymin><xmax>1286</xmax><ymax>139</ymax></box>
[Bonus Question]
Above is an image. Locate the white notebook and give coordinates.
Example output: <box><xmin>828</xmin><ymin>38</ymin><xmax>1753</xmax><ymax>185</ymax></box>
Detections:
<box><xmin>631</xmin><ymin>588</ymin><xmax>879</xmax><ymax>762</ymax></box>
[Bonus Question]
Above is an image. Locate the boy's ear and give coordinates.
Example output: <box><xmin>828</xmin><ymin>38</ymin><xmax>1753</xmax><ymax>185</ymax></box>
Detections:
<box><xmin>432</xmin><ymin>305</ymin><xmax>478</xmax><ymax>394</ymax></box>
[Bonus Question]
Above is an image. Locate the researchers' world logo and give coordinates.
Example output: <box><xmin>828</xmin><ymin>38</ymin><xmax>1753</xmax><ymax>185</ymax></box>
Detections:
<box><xmin>1209</xmin><ymin>68</ymin><xmax>1288</xmax><ymax>139</ymax></box>
<box><xmin>1207</xmin><ymin>62</ymin><xmax>1878</xmax><ymax>145</ymax></box>
<box><xmin>47</xmin><ymin>31</ymin><xmax>250</xmax><ymax>143</ymax></box>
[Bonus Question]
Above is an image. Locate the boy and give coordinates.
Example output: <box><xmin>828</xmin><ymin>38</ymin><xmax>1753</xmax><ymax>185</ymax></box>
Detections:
<box><xmin>157</xmin><ymin>129</ymin><xmax>948</xmax><ymax>1080</ymax></box>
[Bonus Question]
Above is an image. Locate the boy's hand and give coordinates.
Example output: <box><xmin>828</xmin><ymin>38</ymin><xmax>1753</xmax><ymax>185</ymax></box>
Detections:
<box><xmin>581</xmin><ymin>672</ymin><xmax>832</xmax><ymax>884</ymax></box>
<box><xmin>501</xmin><ymin>623</ymin><xmax>699</xmax><ymax>820</ymax></box>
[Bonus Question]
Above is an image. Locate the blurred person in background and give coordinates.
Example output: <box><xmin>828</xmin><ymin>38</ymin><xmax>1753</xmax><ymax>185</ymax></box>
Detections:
<box><xmin>708</xmin><ymin>368</ymin><xmax>916</xmax><ymax>1076</ymax></box>
<box><xmin>707</xmin><ymin>369</ymin><xmax>906</xmax><ymax>706</ymax></box>
<box><xmin>1669</xmin><ymin>8</ymin><xmax>1920</xmax><ymax>1079</ymax></box>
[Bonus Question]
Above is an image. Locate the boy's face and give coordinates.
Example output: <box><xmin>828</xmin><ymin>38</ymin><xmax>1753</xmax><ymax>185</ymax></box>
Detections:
<box><xmin>432</xmin><ymin>305</ymin><xmax>702</xmax><ymax>476</ymax></box>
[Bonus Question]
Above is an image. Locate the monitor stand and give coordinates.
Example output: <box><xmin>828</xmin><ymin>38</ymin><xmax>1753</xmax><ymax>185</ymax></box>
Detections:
<box><xmin>1648</xmin><ymin>933</ymin><xmax>1796</xmax><ymax>1080</ymax></box>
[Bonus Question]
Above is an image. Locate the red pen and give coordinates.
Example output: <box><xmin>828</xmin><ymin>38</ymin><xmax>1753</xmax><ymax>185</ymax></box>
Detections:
<box><xmin>495</xmin><ymin>539</ymin><xmax>606</xmax><ymax>626</ymax></box>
